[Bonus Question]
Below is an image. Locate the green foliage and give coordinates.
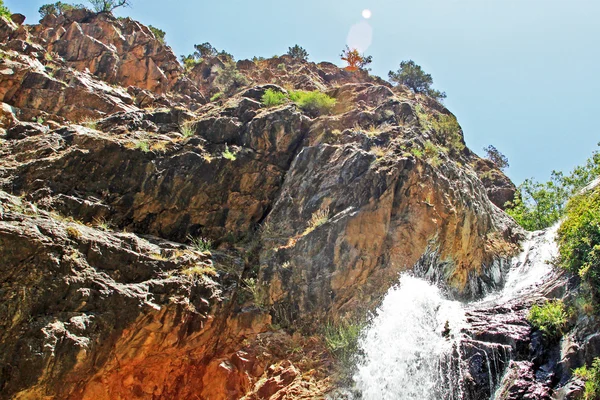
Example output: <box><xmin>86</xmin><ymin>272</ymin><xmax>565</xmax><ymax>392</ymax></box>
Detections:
<box><xmin>209</xmin><ymin>92</ymin><xmax>223</xmax><ymax>102</ymax></box>
<box><xmin>187</xmin><ymin>235</ymin><xmax>212</xmax><ymax>252</ymax></box>
<box><xmin>148</xmin><ymin>25</ymin><xmax>165</xmax><ymax>45</ymax></box>
<box><xmin>289</xmin><ymin>90</ymin><xmax>336</xmax><ymax>117</ymax></box>
<box><xmin>558</xmin><ymin>185</ymin><xmax>600</xmax><ymax>303</ymax></box>
<box><xmin>179</xmin><ymin>121</ymin><xmax>195</xmax><ymax>138</ymax></box>
<box><xmin>134</xmin><ymin>140</ymin><xmax>149</xmax><ymax>152</ymax></box>
<box><xmin>39</xmin><ymin>2</ymin><xmax>85</xmax><ymax>18</ymax></box>
<box><xmin>88</xmin><ymin>0</ymin><xmax>130</xmax><ymax>13</ymax></box>
<box><xmin>287</xmin><ymin>44</ymin><xmax>309</xmax><ymax>60</ymax></box>
<box><xmin>180</xmin><ymin>43</ymin><xmax>231</xmax><ymax>71</ymax></box>
<box><xmin>431</xmin><ymin>114</ymin><xmax>464</xmax><ymax>154</ymax></box>
<box><xmin>261</xmin><ymin>88</ymin><xmax>287</xmax><ymax>107</ymax></box>
<box><xmin>506</xmin><ymin>146</ymin><xmax>600</xmax><ymax>230</ymax></box>
<box><xmin>215</xmin><ymin>62</ymin><xmax>249</xmax><ymax>95</ymax></box>
<box><xmin>193</xmin><ymin>42</ymin><xmax>217</xmax><ymax>59</ymax></box>
<box><xmin>0</xmin><ymin>0</ymin><xmax>11</xmax><ymax>18</ymax></box>
<box><xmin>323</xmin><ymin>320</ymin><xmax>364</xmax><ymax>382</ymax></box>
<box><xmin>180</xmin><ymin>55</ymin><xmax>200</xmax><ymax>71</ymax></box>
<box><xmin>483</xmin><ymin>144</ymin><xmax>509</xmax><ymax>171</ymax></box>
<box><xmin>222</xmin><ymin>145</ymin><xmax>237</xmax><ymax>161</ymax></box>
<box><xmin>574</xmin><ymin>358</ymin><xmax>600</xmax><ymax>400</ymax></box>
<box><xmin>528</xmin><ymin>300</ymin><xmax>568</xmax><ymax>340</ymax></box>
<box><xmin>389</xmin><ymin>60</ymin><xmax>447</xmax><ymax>101</ymax></box>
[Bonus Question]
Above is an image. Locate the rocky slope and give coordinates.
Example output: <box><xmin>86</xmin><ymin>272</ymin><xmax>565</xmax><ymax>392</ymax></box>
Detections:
<box><xmin>0</xmin><ymin>10</ymin><xmax>524</xmax><ymax>399</ymax></box>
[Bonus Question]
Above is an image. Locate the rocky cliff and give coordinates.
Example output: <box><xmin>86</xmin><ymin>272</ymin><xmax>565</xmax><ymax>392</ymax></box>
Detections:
<box><xmin>0</xmin><ymin>10</ymin><xmax>522</xmax><ymax>399</ymax></box>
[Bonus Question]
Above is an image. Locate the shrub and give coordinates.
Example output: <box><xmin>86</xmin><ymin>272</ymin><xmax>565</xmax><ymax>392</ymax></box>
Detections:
<box><xmin>182</xmin><ymin>264</ymin><xmax>217</xmax><ymax>279</ymax></box>
<box><xmin>222</xmin><ymin>145</ymin><xmax>237</xmax><ymax>161</ymax></box>
<box><xmin>289</xmin><ymin>90</ymin><xmax>336</xmax><ymax>117</ymax></box>
<box><xmin>209</xmin><ymin>92</ymin><xmax>223</xmax><ymax>102</ymax></box>
<box><xmin>558</xmin><ymin>185</ymin><xmax>600</xmax><ymax>303</ymax></box>
<box><xmin>39</xmin><ymin>2</ymin><xmax>85</xmax><ymax>18</ymax></box>
<box><xmin>323</xmin><ymin>319</ymin><xmax>365</xmax><ymax>383</ymax></box>
<box><xmin>88</xmin><ymin>0</ymin><xmax>130</xmax><ymax>13</ymax></box>
<box><xmin>148</xmin><ymin>25</ymin><xmax>165</xmax><ymax>45</ymax></box>
<box><xmin>261</xmin><ymin>88</ymin><xmax>287</xmax><ymax>107</ymax></box>
<box><xmin>431</xmin><ymin>114</ymin><xmax>464</xmax><ymax>153</ymax></box>
<box><xmin>483</xmin><ymin>145</ymin><xmax>509</xmax><ymax>171</ymax></box>
<box><xmin>287</xmin><ymin>45</ymin><xmax>309</xmax><ymax>61</ymax></box>
<box><xmin>215</xmin><ymin>63</ymin><xmax>248</xmax><ymax>95</ymax></box>
<box><xmin>134</xmin><ymin>140</ymin><xmax>149</xmax><ymax>152</ymax></box>
<box><xmin>0</xmin><ymin>0</ymin><xmax>11</xmax><ymax>18</ymax></box>
<box><xmin>388</xmin><ymin>60</ymin><xmax>446</xmax><ymax>101</ymax></box>
<box><xmin>187</xmin><ymin>235</ymin><xmax>212</xmax><ymax>252</ymax></box>
<box><xmin>302</xmin><ymin>207</ymin><xmax>329</xmax><ymax>235</ymax></box>
<box><xmin>574</xmin><ymin>358</ymin><xmax>600</xmax><ymax>400</ymax></box>
<box><xmin>179</xmin><ymin>121</ymin><xmax>195</xmax><ymax>138</ymax></box>
<box><xmin>506</xmin><ymin>146</ymin><xmax>600</xmax><ymax>231</ymax></box>
<box><xmin>528</xmin><ymin>300</ymin><xmax>568</xmax><ymax>340</ymax></box>
<box><xmin>340</xmin><ymin>46</ymin><xmax>372</xmax><ymax>71</ymax></box>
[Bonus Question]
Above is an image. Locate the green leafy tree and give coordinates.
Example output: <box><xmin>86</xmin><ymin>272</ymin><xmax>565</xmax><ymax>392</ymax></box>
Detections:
<box><xmin>180</xmin><ymin>42</ymin><xmax>233</xmax><ymax>70</ymax></box>
<box><xmin>193</xmin><ymin>42</ymin><xmax>217</xmax><ymax>59</ymax></box>
<box><xmin>506</xmin><ymin>145</ymin><xmax>600</xmax><ymax>230</ymax></box>
<box><xmin>483</xmin><ymin>145</ymin><xmax>509</xmax><ymax>171</ymax></box>
<box><xmin>215</xmin><ymin>62</ymin><xmax>248</xmax><ymax>95</ymax></box>
<box><xmin>287</xmin><ymin>45</ymin><xmax>309</xmax><ymax>61</ymax></box>
<box><xmin>0</xmin><ymin>0</ymin><xmax>11</xmax><ymax>18</ymax></box>
<box><xmin>39</xmin><ymin>2</ymin><xmax>85</xmax><ymax>18</ymax></box>
<box><xmin>148</xmin><ymin>25</ymin><xmax>165</xmax><ymax>44</ymax></box>
<box><xmin>389</xmin><ymin>60</ymin><xmax>447</xmax><ymax>101</ymax></box>
<box><xmin>88</xmin><ymin>0</ymin><xmax>130</xmax><ymax>13</ymax></box>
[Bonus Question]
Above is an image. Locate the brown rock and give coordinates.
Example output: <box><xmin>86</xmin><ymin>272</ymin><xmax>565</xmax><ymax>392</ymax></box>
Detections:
<box><xmin>10</xmin><ymin>14</ymin><xmax>26</xmax><ymax>25</ymax></box>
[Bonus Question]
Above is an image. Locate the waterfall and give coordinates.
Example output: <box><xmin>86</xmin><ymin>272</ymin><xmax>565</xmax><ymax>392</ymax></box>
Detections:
<box><xmin>352</xmin><ymin>225</ymin><xmax>559</xmax><ymax>400</ymax></box>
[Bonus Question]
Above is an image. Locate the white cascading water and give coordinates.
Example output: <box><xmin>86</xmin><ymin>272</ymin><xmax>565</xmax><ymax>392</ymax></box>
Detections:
<box><xmin>353</xmin><ymin>224</ymin><xmax>559</xmax><ymax>400</ymax></box>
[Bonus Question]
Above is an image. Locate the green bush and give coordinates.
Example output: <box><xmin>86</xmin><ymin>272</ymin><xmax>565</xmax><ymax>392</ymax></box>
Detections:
<box><xmin>88</xmin><ymin>0</ymin><xmax>130</xmax><ymax>13</ymax></box>
<box><xmin>506</xmin><ymin>146</ymin><xmax>600</xmax><ymax>231</ymax></box>
<box><xmin>323</xmin><ymin>319</ymin><xmax>364</xmax><ymax>383</ymax></box>
<box><xmin>574</xmin><ymin>358</ymin><xmax>600</xmax><ymax>400</ymax></box>
<box><xmin>215</xmin><ymin>63</ymin><xmax>248</xmax><ymax>95</ymax></box>
<box><xmin>528</xmin><ymin>300</ymin><xmax>568</xmax><ymax>340</ymax></box>
<box><xmin>558</xmin><ymin>185</ymin><xmax>600</xmax><ymax>303</ymax></box>
<box><xmin>222</xmin><ymin>145</ymin><xmax>236</xmax><ymax>161</ymax></box>
<box><xmin>39</xmin><ymin>2</ymin><xmax>85</xmax><ymax>18</ymax></box>
<box><xmin>287</xmin><ymin>44</ymin><xmax>309</xmax><ymax>61</ymax></box>
<box><xmin>0</xmin><ymin>0</ymin><xmax>11</xmax><ymax>18</ymax></box>
<box><xmin>289</xmin><ymin>90</ymin><xmax>336</xmax><ymax>117</ymax></box>
<box><xmin>187</xmin><ymin>235</ymin><xmax>212</xmax><ymax>252</ymax></box>
<box><xmin>261</xmin><ymin>88</ymin><xmax>287</xmax><ymax>107</ymax></box>
<box><xmin>431</xmin><ymin>114</ymin><xmax>464</xmax><ymax>154</ymax></box>
<box><xmin>148</xmin><ymin>25</ymin><xmax>165</xmax><ymax>45</ymax></box>
<box><xmin>388</xmin><ymin>60</ymin><xmax>446</xmax><ymax>101</ymax></box>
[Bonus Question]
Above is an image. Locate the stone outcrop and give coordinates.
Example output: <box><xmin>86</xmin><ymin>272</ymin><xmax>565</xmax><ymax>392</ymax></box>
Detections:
<box><xmin>0</xmin><ymin>10</ymin><xmax>541</xmax><ymax>399</ymax></box>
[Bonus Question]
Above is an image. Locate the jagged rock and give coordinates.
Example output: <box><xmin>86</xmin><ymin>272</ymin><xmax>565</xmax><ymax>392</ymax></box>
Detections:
<box><xmin>473</xmin><ymin>158</ymin><xmax>516</xmax><ymax>209</ymax></box>
<box><xmin>495</xmin><ymin>361</ymin><xmax>553</xmax><ymax>399</ymax></box>
<box><xmin>10</xmin><ymin>14</ymin><xmax>25</xmax><ymax>25</ymax></box>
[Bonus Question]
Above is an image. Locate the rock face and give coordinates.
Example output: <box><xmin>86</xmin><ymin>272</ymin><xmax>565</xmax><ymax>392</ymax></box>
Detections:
<box><xmin>0</xmin><ymin>10</ymin><xmax>533</xmax><ymax>400</ymax></box>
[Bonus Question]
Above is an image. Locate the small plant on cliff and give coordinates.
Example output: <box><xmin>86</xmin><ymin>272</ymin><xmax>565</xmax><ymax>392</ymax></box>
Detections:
<box><xmin>302</xmin><ymin>207</ymin><xmax>329</xmax><ymax>235</ymax></box>
<box><xmin>261</xmin><ymin>88</ymin><xmax>288</xmax><ymax>107</ymax></box>
<box><xmin>574</xmin><ymin>358</ymin><xmax>600</xmax><ymax>400</ymax></box>
<box><xmin>39</xmin><ymin>2</ymin><xmax>85</xmax><ymax>18</ymax></box>
<box><xmin>222</xmin><ymin>145</ymin><xmax>237</xmax><ymax>161</ymax></box>
<box><xmin>483</xmin><ymin>145</ymin><xmax>509</xmax><ymax>171</ymax></box>
<box><xmin>528</xmin><ymin>300</ymin><xmax>568</xmax><ymax>340</ymax></box>
<box><xmin>209</xmin><ymin>92</ymin><xmax>223</xmax><ymax>102</ymax></box>
<box><xmin>0</xmin><ymin>0</ymin><xmax>11</xmax><ymax>18</ymax></box>
<box><xmin>241</xmin><ymin>277</ymin><xmax>265</xmax><ymax>308</ymax></box>
<box><xmin>340</xmin><ymin>46</ymin><xmax>372</xmax><ymax>71</ymax></box>
<box><xmin>187</xmin><ymin>235</ymin><xmax>212</xmax><ymax>253</ymax></box>
<box><xmin>388</xmin><ymin>60</ymin><xmax>447</xmax><ymax>101</ymax></box>
<box><xmin>323</xmin><ymin>319</ymin><xmax>365</xmax><ymax>383</ymax></box>
<box><xmin>134</xmin><ymin>140</ymin><xmax>149</xmax><ymax>152</ymax></box>
<box><xmin>182</xmin><ymin>264</ymin><xmax>217</xmax><ymax>280</ymax></box>
<box><xmin>558</xmin><ymin>185</ymin><xmax>600</xmax><ymax>305</ymax></box>
<box><xmin>148</xmin><ymin>25</ymin><xmax>166</xmax><ymax>45</ymax></box>
<box><xmin>88</xmin><ymin>0</ymin><xmax>130</xmax><ymax>13</ymax></box>
<box><xmin>431</xmin><ymin>114</ymin><xmax>464</xmax><ymax>154</ymax></box>
<box><xmin>289</xmin><ymin>90</ymin><xmax>336</xmax><ymax>117</ymax></box>
<box><xmin>286</xmin><ymin>45</ymin><xmax>309</xmax><ymax>61</ymax></box>
<box><xmin>215</xmin><ymin>62</ymin><xmax>249</xmax><ymax>95</ymax></box>
<box><xmin>179</xmin><ymin>121</ymin><xmax>195</xmax><ymax>138</ymax></box>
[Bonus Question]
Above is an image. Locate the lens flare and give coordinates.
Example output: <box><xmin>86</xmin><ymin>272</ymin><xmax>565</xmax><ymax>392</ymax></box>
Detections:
<box><xmin>347</xmin><ymin>21</ymin><xmax>373</xmax><ymax>53</ymax></box>
<box><xmin>362</xmin><ymin>9</ymin><xmax>372</xmax><ymax>19</ymax></box>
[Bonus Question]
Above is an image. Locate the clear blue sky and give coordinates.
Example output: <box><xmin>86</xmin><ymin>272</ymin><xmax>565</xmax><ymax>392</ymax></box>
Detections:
<box><xmin>10</xmin><ymin>0</ymin><xmax>600</xmax><ymax>184</ymax></box>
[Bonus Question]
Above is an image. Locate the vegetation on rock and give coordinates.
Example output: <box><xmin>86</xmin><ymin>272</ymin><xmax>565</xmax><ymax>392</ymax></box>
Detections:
<box><xmin>558</xmin><ymin>185</ymin><xmax>600</xmax><ymax>304</ymax></box>
<box><xmin>88</xmin><ymin>0</ymin><xmax>131</xmax><ymax>13</ymax></box>
<box><xmin>39</xmin><ymin>2</ymin><xmax>84</xmax><ymax>18</ymax></box>
<box><xmin>528</xmin><ymin>300</ymin><xmax>568</xmax><ymax>340</ymax></box>
<box><xmin>389</xmin><ymin>60</ymin><xmax>446</xmax><ymax>101</ymax></box>
<box><xmin>574</xmin><ymin>358</ymin><xmax>600</xmax><ymax>400</ymax></box>
<box><xmin>483</xmin><ymin>145</ymin><xmax>509</xmax><ymax>171</ymax></box>
<box><xmin>148</xmin><ymin>25</ymin><xmax>166</xmax><ymax>44</ymax></box>
<box><xmin>506</xmin><ymin>146</ymin><xmax>600</xmax><ymax>231</ymax></box>
<box><xmin>215</xmin><ymin>62</ymin><xmax>249</xmax><ymax>95</ymax></box>
<box><xmin>340</xmin><ymin>46</ymin><xmax>372</xmax><ymax>71</ymax></box>
<box><xmin>287</xmin><ymin>45</ymin><xmax>309</xmax><ymax>60</ymax></box>
<box><xmin>0</xmin><ymin>0</ymin><xmax>11</xmax><ymax>18</ymax></box>
<box><xmin>289</xmin><ymin>90</ymin><xmax>336</xmax><ymax>117</ymax></box>
<box><xmin>261</xmin><ymin>88</ymin><xmax>288</xmax><ymax>107</ymax></box>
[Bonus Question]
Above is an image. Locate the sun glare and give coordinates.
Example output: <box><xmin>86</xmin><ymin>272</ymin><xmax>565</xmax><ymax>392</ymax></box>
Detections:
<box><xmin>362</xmin><ymin>9</ymin><xmax>372</xmax><ymax>19</ymax></box>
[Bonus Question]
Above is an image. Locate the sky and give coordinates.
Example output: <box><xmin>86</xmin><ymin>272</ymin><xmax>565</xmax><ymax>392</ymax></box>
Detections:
<box><xmin>9</xmin><ymin>0</ymin><xmax>600</xmax><ymax>184</ymax></box>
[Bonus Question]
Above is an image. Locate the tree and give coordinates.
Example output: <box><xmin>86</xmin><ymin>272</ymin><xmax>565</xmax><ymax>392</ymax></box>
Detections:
<box><xmin>39</xmin><ymin>2</ymin><xmax>85</xmax><ymax>18</ymax></box>
<box><xmin>389</xmin><ymin>60</ymin><xmax>446</xmax><ymax>101</ymax></box>
<box><xmin>148</xmin><ymin>25</ymin><xmax>165</xmax><ymax>45</ymax></box>
<box><xmin>340</xmin><ymin>46</ymin><xmax>372</xmax><ymax>71</ymax></box>
<box><xmin>193</xmin><ymin>42</ymin><xmax>217</xmax><ymax>59</ymax></box>
<box><xmin>0</xmin><ymin>0</ymin><xmax>11</xmax><ymax>18</ymax></box>
<box><xmin>483</xmin><ymin>145</ymin><xmax>509</xmax><ymax>171</ymax></box>
<box><xmin>88</xmin><ymin>0</ymin><xmax>130</xmax><ymax>13</ymax></box>
<box><xmin>287</xmin><ymin>45</ymin><xmax>309</xmax><ymax>61</ymax></box>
